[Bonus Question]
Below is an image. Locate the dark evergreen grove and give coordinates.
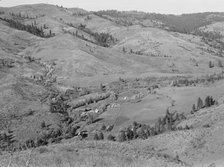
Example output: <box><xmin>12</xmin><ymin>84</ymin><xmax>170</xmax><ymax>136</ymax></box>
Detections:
<box><xmin>0</xmin><ymin>17</ymin><xmax>55</xmax><ymax>38</ymax></box>
<box><xmin>191</xmin><ymin>96</ymin><xmax>216</xmax><ymax>114</ymax></box>
<box><xmin>67</xmin><ymin>23</ymin><xmax>117</xmax><ymax>47</ymax></box>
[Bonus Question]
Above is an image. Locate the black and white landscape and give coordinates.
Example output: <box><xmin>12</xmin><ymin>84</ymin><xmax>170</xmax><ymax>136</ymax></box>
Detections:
<box><xmin>0</xmin><ymin>1</ymin><xmax>224</xmax><ymax>167</ymax></box>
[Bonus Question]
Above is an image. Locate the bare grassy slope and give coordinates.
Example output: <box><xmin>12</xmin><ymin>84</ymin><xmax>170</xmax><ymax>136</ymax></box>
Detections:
<box><xmin>0</xmin><ymin>20</ymin><xmax>41</xmax><ymax>57</ymax></box>
<box><xmin>1</xmin><ymin>4</ymin><xmax>224</xmax><ymax>87</ymax></box>
<box><xmin>0</xmin><ymin>140</ymin><xmax>189</xmax><ymax>167</ymax></box>
<box><xmin>114</xmin><ymin>26</ymin><xmax>224</xmax><ymax>74</ymax></box>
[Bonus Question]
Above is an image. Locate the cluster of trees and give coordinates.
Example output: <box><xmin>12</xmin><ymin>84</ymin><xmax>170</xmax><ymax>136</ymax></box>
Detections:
<box><xmin>78</xmin><ymin>25</ymin><xmax>117</xmax><ymax>47</ymax></box>
<box><xmin>122</xmin><ymin>47</ymin><xmax>144</xmax><ymax>55</ymax></box>
<box><xmin>116</xmin><ymin>110</ymin><xmax>189</xmax><ymax>142</ymax></box>
<box><xmin>209</xmin><ymin>60</ymin><xmax>223</xmax><ymax>68</ymax></box>
<box><xmin>36</xmin><ymin>123</ymin><xmax>78</xmax><ymax>145</ymax></box>
<box><xmin>0</xmin><ymin>17</ymin><xmax>55</xmax><ymax>38</ymax></box>
<box><xmin>0</xmin><ymin>130</ymin><xmax>15</xmax><ymax>152</ymax></box>
<box><xmin>93</xmin><ymin>131</ymin><xmax>104</xmax><ymax>140</ymax></box>
<box><xmin>172</xmin><ymin>72</ymin><xmax>224</xmax><ymax>87</ymax></box>
<box><xmin>50</xmin><ymin>95</ymin><xmax>69</xmax><ymax>115</ymax></box>
<box><xmin>94</xmin><ymin>32</ymin><xmax>116</xmax><ymax>47</ymax></box>
<box><xmin>94</xmin><ymin>11</ymin><xmax>134</xmax><ymax>26</ymax></box>
<box><xmin>93</xmin><ymin>109</ymin><xmax>189</xmax><ymax>143</ymax></box>
<box><xmin>69</xmin><ymin>23</ymin><xmax>117</xmax><ymax>47</ymax></box>
<box><xmin>172</xmin><ymin>78</ymin><xmax>198</xmax><ymax>87</ymax></box>
<box><xmin>69</xmin><ymin>30</ymin><xmax>93</xmax><ymax>44</ymax></box>
<box><xmin>194</xmin><ymin>30</ymin><xmax>224</xmax><ymax>51</ymax></box>
<box><xmin>191</xmin><ymin>96</ymin><xmax>216</xmax><ymax>114</ymax></box>
<box><xmin>194</xmin><ymin>30</ymin><xmax>223</xmax><ymax>41</ymax></box>
<box><xmin>0</xmin><ymin>58</ymin><xmax>15</xmax><ymax>68</ymax></box>
<box><xmin>9</xmin><ymin>12</ymin><xmax>37</xmax><ymax>19</ymax></box>
<box><xmin>129</xmin><ymin>49</ymin><xmax>143</xmax><ymax>55</ymax></box>
<box><xmin>0</xmin><ymin>120</ymin><xmax>80</xmax><ymax>152</ymax></box>
<box><xmin>65</xmin><ymin>87</ymin><xmax>90</xmax><ymax>99</ymax></box>
<box><xmin>23</xmin><ymin>123</ymin><xmax>78</xmax><ymax>151</ymax></box>
<box><xmin>95</xmin><ymin>10</ymin><xmax>132</xmax><ymax>18</ymax></box>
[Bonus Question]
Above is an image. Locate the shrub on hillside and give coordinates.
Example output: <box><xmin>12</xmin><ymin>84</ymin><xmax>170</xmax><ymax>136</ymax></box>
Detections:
<box><xmin>218</xmin><ymin>60</ymin><xmax>223</xmax><ymax>68</ymax></box>
<box><xmin>101</xmin><ymin>124</ymin><xmax>106</xmax><ymax>131</ymax></box>
<box><xmin>125</xmin><ymin>127</ymin><xmax>134</xmax><ymax>140</ymax></box>
<box><xmin>117</xmin><ymin>130</ymin><xmax>126</xmax><ymax>142</ymax></box>
<box><xmin>87</xmin><ymin>113</ymin><xmax>96</xmax><ymax>124</ymax></box>
<box><xmin>41</xmin><ymin>121</ymin><xmax>46</xmax><ymax>129</ymax></box>
<box><xmin>107</xmin><ymin>134</ymin><xmax>115</xmax><ymax>141</ymax></box>
<box><xmin>204</xmin><ymin>96</ymin><xmax>215</xmax><ymax>108</ymax></box>
<box><xmin>93</xmin><ymin>133</ymin><xmax>99</xmax><ymax>140</ymax></box>
<box><xmin>98</xmin><ymin>132</ymin><xmax>104</xmax><ymax>140</ymax></box>
<box><xmin>209</xmin><ymin>61</ymin><xmax>214</xmax><ymax>68</ymax></box>
<box><xmin>137</xmin><ymin>127</ymin><xmax>147</xmax><ymax>139</ymax></box>
<box><xmin>191</xmin><ymin>104</ymin><xmax>197</xmax><ymax>114</ymax></box>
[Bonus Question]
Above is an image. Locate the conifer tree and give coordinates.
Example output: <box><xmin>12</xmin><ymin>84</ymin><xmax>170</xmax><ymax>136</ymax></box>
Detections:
<box><xmin>93</xmin><ymin>133</ymin><xmax>99</xmax><ymax>140</ymax></box>
<box><xmin>98</xmin><ymin>132</ymin><xmax>104</xmax><ymax>140</ymax></box>
<box><xmin>197</xmin><ymin>97</ymin><xmax>204</xmax><ymax>110</ymax></box>
<box><xmin>117</xmin><ymin>130</ymin><xmax>126</xmax><ymax>142</ymax></box>
<box><xmin>191</xmin><ymin>104</ymin><xmax>196</xmax><ymax>114</ymax></box>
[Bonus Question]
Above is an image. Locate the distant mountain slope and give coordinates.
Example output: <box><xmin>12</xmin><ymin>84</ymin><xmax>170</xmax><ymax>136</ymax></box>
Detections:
<box><xmin>95</xmin><ymin>10</ymin><xmax>224</xmax><ymax>33</ymax></box>
<box><xmin>0</xmin><ymin>4</ymin><xmax>224</xmax><ymax>86</ymax></box>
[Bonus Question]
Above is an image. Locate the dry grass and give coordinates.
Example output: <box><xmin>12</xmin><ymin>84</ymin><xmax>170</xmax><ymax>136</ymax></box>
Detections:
<box><xmin>0</xmin><ymin>141</ymin><xmax>186</xmax><ymax>167</ymax></box>
<box><xmin>0</xmin><ymin>150</ymin><xmax>155</xmax><ymax>167</ymax></box>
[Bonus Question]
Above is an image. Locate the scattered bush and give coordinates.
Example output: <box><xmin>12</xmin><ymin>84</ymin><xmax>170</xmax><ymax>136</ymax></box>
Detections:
<box><xmin>87</xmin><ymin>113</ymin><xmax>96</xmax><ymax>124</ymax></box>
<box><xmin>107</xmin><ymin>134</ymin><xmax>115</xmax><ymax>141</ymax></box>
<box><xmin>38</xmin><ymin>147</ymin><xmax>49</xmax><ymax>154</ymax></box>
<box><xmin>101</xmin><ymin>124</ymin><xmax>106</xmax><ymax>131</ymax></box>
<box><xmin>93</xmin><ymin>133</ymin><xmax>99</xmax><ymax>140</ymax></box>
<box><xmin>218</xmin><ymin>60</ymin><xmax>223</xmax><ymax>68</ymax></box>
<box><xmin>98</xmin><ymin>132</ymin><xmax>104</xmax><ymax>140</ymax></box>
<box><xmin>126</xmin><ymin>127</ymin><xmax>134</xmax><ymax>140</ymax></box>
<box><xmin>41</xmin><ymin>121</ymin><xmax>46</xmax><ymax>129</ymax></box>
<box><xmin>106</xmin><ymin>125</ymin><xmax>114</xmax><ymax>131</ymax></box>
<box><xmin>0</xmin><ymin>130</ymin><xmax>15</xmax><ymax>151</ymax></box>
<box><xmin>122</xmin><ymin>47</ymin><xmax>126</xmax><ymax>53</ymax></box>
<box><xmin>100</xmin><ymin>83</ymin><xmax>105</xmax><ymax>91</ymax></box>
<box><xmin>191</xmin><ymin>104</ymin><xmax>196</xmax><ymax>114</ymax></box>
<box><xmin>209</xmin><ymin>61</ymin><xmax>214</xmax><ymax>68</ymax></box>
<box><xmin>137</xmin><ymin>127</ymin><xmax>147</xmax><ymax>139</ymax></box>
<box><xmin>117</xmin><ymin>130</ymin><xmax>126</xmax><ymax>142</ymax></box>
